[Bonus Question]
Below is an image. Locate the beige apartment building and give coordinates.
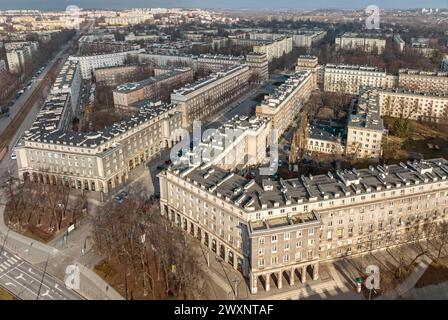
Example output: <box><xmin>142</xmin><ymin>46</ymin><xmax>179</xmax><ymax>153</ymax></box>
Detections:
<box><xmin>306</xmin><ymin>123</ymin><xmax>345</xmax><ymax>155</ymax></box>
<box><xmin>246</xmin><ymin>52</ymin><xmax>269</xmax><ymax>83</ymax></box>
<box><xmin>72</xmin><ymin>49</ymin><xmax>143</xmax><ymax>80</ymax></box>
<box><xmin>256</xmin><ymin>71</ymin><xmax>314</xmax><ymax>136</ymax></box>
<box><xmin>324</xmin><ymin>64</ymin><xmax>388</xmax><ymax>95</ymax></box>
<box><xmin>230</xmin><ymin>37</ymin><xmax>293</xmax><ymax>62</ymax></box>
<box><xmin>398</xmin><ymin>69</ymin><xmax>448</xmax><ymax>95</ymax></box>
<box><xmin>335</xmin><ymin>33</ymin><xmax>386</xmax><ymax>54</ymax></box>
<box><xmin>289</xmin><ymin>29</ymin><xmax>327</xmax><ymax>48</ymax></box>
<box><xmin>197</xmin><ymin>54</ymin><xmax>245</xmax><ymax>74</ymax></box>
<box><xmin>5</xmin><ymin>41</ymin><xmax>39</xmax><ymax>73</ymax></box>
<box><xmin>253</xmin><ymin>36</ymin><xmax>293</xmax><ymax>62</ymax></box>
<box><xmin>378</xmin><ymin>88</ymin><xmax>448</xmax><ymax>123</ymax></box>
<box><xmin>16</xmin><ymin>99</ymin><xmax>182</xmax><ymax>194</ymax></box>
<box><xmin>159</xmin><ymin>158</ymin><xmax>448</xmax><ymax>294</ymax></box>
<box><xmin>296</xmin><ymin>56</ymin><xmax>319</xmax><ymax>88</ymax></box>
<box><xmin>94</xmin><ymin>65</ymin><xmax>145</xmax><ymax>86</ymax></box>
<box><xmin>113</xmin><ymin>67</ymin><xmax>193</xmax><ymax>110</ymax></box>
<box><xmin>170</xmin><ymin>64</ymin><xmax>252</xmax><ymax>128</ymax></box>
<box><xmin>346</xmin><ymin>88</ymin><xmax>385</xmax><ymax>159</ymax></box>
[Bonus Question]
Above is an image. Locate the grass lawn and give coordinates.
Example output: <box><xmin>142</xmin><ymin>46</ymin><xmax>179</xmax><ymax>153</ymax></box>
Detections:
<box><xmin>415</xmin><ymin>257</ymin><xmax>448</xmax><ymax>288</ymax></box>
<box><xmin>383</xmin><ymin>117</ymin><xmax>448</xmax><ymax>162</ymax></box>
<box><xmin>0</xmin><ymin>287</ymin><xmax>16</xmax><ymax>300</ymax></box>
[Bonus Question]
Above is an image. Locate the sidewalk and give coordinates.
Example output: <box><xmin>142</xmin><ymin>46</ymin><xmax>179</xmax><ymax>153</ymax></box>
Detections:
<box><xmin>0</xmin><ymin>203</ymin><xmax>123</xmax><ymax>300</ymax></box>
<box><xmin>379</xmin><ymin>255</ymin><xmax>433</xmax><ymax>300</ymax></box>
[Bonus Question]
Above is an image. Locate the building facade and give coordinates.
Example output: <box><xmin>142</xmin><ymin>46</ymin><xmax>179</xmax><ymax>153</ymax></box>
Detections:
<box><xmin>51</xmin><ymin>59</ymin><xmax>81</xmax><ymax>115</ymax></box>
<box><xmin>94</xmin><ymin>65</ymin><xmax>144</xmax><ymax>86</ymax></box>
<box><xmin>296</xmin><ymin>56</ymin><xmax>319</xmax><ymax>88</ymax></box>
<box><xmin>197</xmin><ymin>54</ymin><xmax>245</xmax><ymax>74</ymax></box>
<box><xmin>112</xmin><ymin>67</ymin><xmax>194</xmax><ymax>110</ymax></box>
<box><xmin>324</xmin><ymin>64</ymin><xmax>388</xmax><ymax>95</ymax></box>
<box><xmin>246</xmin><ymin>52</ymin><xmax>269</xmax><ymax>83</ymax></box>
<box><xmin>378</xmin><ymin>88</ymin><xmax>448</xmax><ymax>123</ymax></box>
<box><xmin>5</xmin><ymin>41</ymin><xmax>39</xmax><ymax>73</ymax></box>
<box><xmin>72</xmin><ymin>49</ymin><xmax>143</xmax><ymax>80</ymax></box>
<box><xmin>256</xmin><ymin>71</ymin><xmax>314</xmax><ymax>136</ymax></box>
<box><xmin>398</xmin><ymin>69</ymin><xmax>448</xmax><ymax>95</ymax></box>
<box><xmin>252</xmin><ymin>36</ymin><xmax>293</xmax><ymax>62</ymax></box>
<box><xmin>335</xmin><ymin>33</ymin><xmax>386</xmax><ymax>54</ymax></box>
<box><xmin>171</xmin><ymin>64</ymin><xmax>252</xmax><ymax>128</ymax></box>
<box><xmin>159</xmin><ymin>158</ymin><xmax>448</xmax><ymax>294</ymax></box>
<box><xmin>346</xmin><ymin>88</ymin><xmax>385</xmax><ymax>159</ymax></box>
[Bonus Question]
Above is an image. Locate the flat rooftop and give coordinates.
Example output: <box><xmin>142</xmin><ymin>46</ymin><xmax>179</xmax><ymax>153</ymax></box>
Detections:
<box><xmin>167</xmin><ymin>158</ymin><xmax>448</xmax><ymax>212</ymax></box>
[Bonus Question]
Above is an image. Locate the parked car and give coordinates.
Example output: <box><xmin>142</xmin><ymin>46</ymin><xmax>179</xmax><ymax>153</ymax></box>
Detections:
<box><xmin>118</xmin><ymin>191</ymin><xmax>128</xmax><ymax>198</ymax></box>
<box><xmin>10</xmin><ymin>151</ymin><xmax>17</xmax><ymax>160</ymax></box>
<box><xmin>114</xmin><ymin>195</ymin><xmax>124</xmax><ymax>204</ymax></box>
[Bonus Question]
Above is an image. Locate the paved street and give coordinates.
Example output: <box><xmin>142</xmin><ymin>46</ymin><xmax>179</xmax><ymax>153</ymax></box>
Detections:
<box><xmin>0</xmin><ymin>248</ymin><xmax>82</xmax><ymax>300</ymax></box>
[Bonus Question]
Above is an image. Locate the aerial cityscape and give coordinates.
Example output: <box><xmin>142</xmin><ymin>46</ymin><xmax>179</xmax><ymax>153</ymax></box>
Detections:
<box><xmin>0</xmin><ymin>0</ymin><xmax>448</xmax><ymax>307</ymax></box>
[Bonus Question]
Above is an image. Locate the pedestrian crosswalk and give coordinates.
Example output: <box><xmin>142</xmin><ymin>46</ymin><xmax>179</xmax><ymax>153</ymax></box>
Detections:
<box><xmin>0</xmin><ymin>251</ymin><xmax>22</xmax><ymax>273</ymax></box>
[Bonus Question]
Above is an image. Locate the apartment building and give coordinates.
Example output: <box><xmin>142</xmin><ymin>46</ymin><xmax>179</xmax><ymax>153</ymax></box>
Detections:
<box><xmin>72</xmin><ymin>49</ymin><xmax>143</xmax><ymax>80</ymax></box>
<box><xmin>287</xmin><ymin>29</ymin><xmax>327</xmax><ymax>48</ymax></box>
<box><xmin>296</xmin><ymin>56</ymin><xmax>319</xmax><ymax>88</ymax></box>
<box><xmin>170</xmin><ymin>64</ymin><xmax>252</xmax><ymax>128</ymax></box>
<box><xmin>104</xmin><ymin>12</ymin><xmax>154</xmax><ymax>26</ymax></box>
<box><xmin>51</xmin><ymin>59</ymin><xmax>81</xmax><ymax>115</ymax></box>
<box><xmin>335</xmin><ymin>33</ymin><xmax>386</xmax><ymax>54</ymax></box>
<box><xmin>16</xmin><ymin>99</ymin><xmax>182</xmax><ymax>194</ymax></box>
<box><xmin>5</xmin><ymin>41</ymin><xmax>39</xmax><ymax>73</ymax></box>
<box><xmin>253</xmin><ymin>36</ymin><xmax>293</xmax><ymax>62</ymax></box>
<box><xmin>78</xmin><ymin>41</ymin><xmax>141</xmax><ymax>55</ymax></box>
<box><xmin>197</xmin><ymin>54</ymin><xmax>245</xmax><ymax>74</ymax></box>
<box><xmin>246</xmin><ymin>52</ymin><xmax>269</xmax><ymax>83</ymax></box>
<box><xmin>307</xmin><ymin>122</ymin><xmax>345</xmax><ymax>155</ymax></box>
<box><xmin>256</xmin><ymin>71</ymin><xmax>314</xmax><ymax>136</ymax></box>
<box><xmin>229</xmin><ymin>36</ymin><xmax>292</xmax><ymax>62</ymax></box>
<box><xmin>248</xmin><ymin>30</ymin><xmax>326</xmax><ymax>48</ymax></box>
<box><xmin>138</xmin><ymin>52</ymin><xmax>197</xmax><ymax>70</ymax></box>
<box><xmin>94</xmin><ymin>65</ymin><xmax>144</xmax><ymax>86</ymax></box>
<box><xmin>378</xmin><ymin>88</ymin><xmax>448</xmax><ymax>123</ymax></box>
<box><xmin>324</xmin><ymin>64</ymin><xmax>388</xmax><ymax>95</ymax></box>
<box><xmin>346</xmin><ymin>88</ymin><xmax>385</xmax><ymax>159</ymax></box>
<box><xmin>113</xmin><ymin>67</ymin><xmax>194</xmax><ymax>110</ymax></box>
<box><xmin>159</xmin><ymin>158</ymin><xmax>448</xmax><ymax>294</ymax></box>
<box><xmin>398</xmin><ymin>69</ymin><xmax>448</xmax><ymax>95</ymax></box>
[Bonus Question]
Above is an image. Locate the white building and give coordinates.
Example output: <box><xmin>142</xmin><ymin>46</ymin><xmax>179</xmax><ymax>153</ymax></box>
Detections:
<box><xmin>72</xmin><ymin>49</ymin><xmax>143</xmax><ymax>80</ymax></box>
<box><xmin>335</xmin><ymin>33</ymin><xmax>386</xmax><ymax>54</ymax></box>
<box><xmin>5</xmin><ymin>41</ymin><xmax>39</xmax><ymax>73</ymax></box>
<box><xmin>324</xmin><ymin>64</ymin><xmax>388</xmax><ymax>95</ymax></box>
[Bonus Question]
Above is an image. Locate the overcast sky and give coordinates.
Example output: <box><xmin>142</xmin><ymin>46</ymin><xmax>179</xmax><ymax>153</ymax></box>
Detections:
<box><xmin>0</xmin><ymin>0</ymin><xmax>447</xmax><ymax>10</ymax></box>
